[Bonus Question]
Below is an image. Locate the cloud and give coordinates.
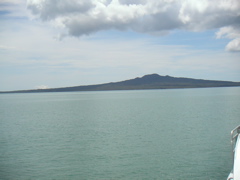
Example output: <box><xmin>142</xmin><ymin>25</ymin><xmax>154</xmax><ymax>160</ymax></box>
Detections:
<box><xmin>0</xmin><ymin>0</ymin><xmax>29</xmax><ymax>18</ymax></box>
<box><xmin>216</xmin><ymin>25</ymin><xmax>240</xmax><ymax>52</ymax></box>
<box><xmin>0</xmin><ymin>0</ymin><xmax>22</xmax><ymax>4</ymax></box>
<box><xmin>0</xmin><ymin>45</ymin><xmax>15</xmax><ymax>50</ymax></box>
<box><xmin>225</xmin><ymin>38</ymin><xmax>240</xmax><ymax>52</ymax></box>
<box><xmin>27</xmin><ymin>0</ymin><xmax>94</xmax><ymax>20</ymax></box>
<box><xmin>24</xmin><ymin>0</ymin><xmax>240</xmax><ymax>52</ymax></box>
<box><xmin>35</xmin><ymin>85</ymin><xmax>49</xmax><ymax>89</ymax></box>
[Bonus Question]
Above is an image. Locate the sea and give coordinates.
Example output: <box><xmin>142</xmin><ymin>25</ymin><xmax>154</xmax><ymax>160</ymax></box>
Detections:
<box><xmin>0</xmin><ymin>87</ymin><xmax>239</xmax><ymax>180</ymax></box>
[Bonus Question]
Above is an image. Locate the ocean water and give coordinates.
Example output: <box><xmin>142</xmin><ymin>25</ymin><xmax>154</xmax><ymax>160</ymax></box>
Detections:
<box><xmin>0</xmin><ymin>87</ymin><xmax>240</xmax><ymax>180</ymax></box>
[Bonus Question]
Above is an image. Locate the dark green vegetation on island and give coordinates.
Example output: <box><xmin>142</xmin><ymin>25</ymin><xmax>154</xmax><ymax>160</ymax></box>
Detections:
<box><xmin>1</xmin><ymin>74</ymin><xmax>240</xmax><ymax>93</ymax></box>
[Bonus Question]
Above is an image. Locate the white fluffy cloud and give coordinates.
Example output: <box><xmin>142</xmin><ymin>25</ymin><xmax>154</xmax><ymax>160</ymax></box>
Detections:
<box><xmin>25</xmin><ymin>0</ymin><xmax>240</xmax><ymax>52</ymax></box>
<box><xmin>216</xmin><ymin>26</ymin><xmax>240</xmax><ymax>52</ymax></box>
<box><xmin>225</xmin><ymin>38</ymin><xmax>240</xmax><ymax>52</ymax></box>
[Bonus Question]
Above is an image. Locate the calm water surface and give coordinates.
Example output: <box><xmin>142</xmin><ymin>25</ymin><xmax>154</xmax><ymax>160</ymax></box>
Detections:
<box><xmin>0</xmin><ymin>87</ymin><xmax>240</xmax><ymax>180</ymax></box>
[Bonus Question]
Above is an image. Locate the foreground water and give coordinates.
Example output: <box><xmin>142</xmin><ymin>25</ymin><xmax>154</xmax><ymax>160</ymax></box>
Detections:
<box><xmin>0</xmin><ymin>87</ymin><xmax>240</xmax><ymax>180</ymax></box>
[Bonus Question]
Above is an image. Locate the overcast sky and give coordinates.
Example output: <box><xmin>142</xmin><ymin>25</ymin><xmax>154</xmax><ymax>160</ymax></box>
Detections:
<box><xmin>0</xmin><ymin>0</ymin><xmax>240</xmax><ymax>91</ymax></box>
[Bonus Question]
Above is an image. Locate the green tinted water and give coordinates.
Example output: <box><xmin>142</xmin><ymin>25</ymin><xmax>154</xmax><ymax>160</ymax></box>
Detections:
<box><xmin>0</xmin><ymin>87</ymin><xmax>240</xmax><ymax>179</ymax></box>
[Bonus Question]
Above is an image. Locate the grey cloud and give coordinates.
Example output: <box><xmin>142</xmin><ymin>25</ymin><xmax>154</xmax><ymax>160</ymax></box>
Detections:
<box><xmin>180</xmin><ymin>8</ymin><xmax>240</xmax><ymax>31</ymax></box>
<box><xmin>63</xmin><ymin>11</ymin><xmax>135</xmax><ymax>36</ymax></box>
<box><xmin>27</xmin><ymin>0</ymin><xmax>240</xmax><ymax>51</ymax></box>
<box><xmin>131</xmin><ymin>13</ymin><xmax>183</xmax><ymax>34</ymax></box>
<box><xmin>64</xmin><ymin>16</ymin><xmax>110</xmax><ymax>36</ymax></box>
<box><xmin>119</xmin><ymin>0</ymin><xmax>147</xmax><ymax>5</ymax></box>
<box><xmin>27</xmin><ymin>0</ymin><xmax>94</xmax><ymax>20</ymax></box>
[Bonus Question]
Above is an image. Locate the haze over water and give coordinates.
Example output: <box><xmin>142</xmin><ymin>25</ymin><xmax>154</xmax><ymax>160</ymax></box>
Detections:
<box><xmin>0</xmin><ymin>87</ymin><xmax>240</xmax><ymax>179</ymax></box>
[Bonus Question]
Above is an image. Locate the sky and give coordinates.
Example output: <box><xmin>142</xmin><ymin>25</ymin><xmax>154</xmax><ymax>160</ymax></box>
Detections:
<box><xmin>0</xmin><ymin>0</ymin><xmax>240</xmax><ymax>91</ymax></box>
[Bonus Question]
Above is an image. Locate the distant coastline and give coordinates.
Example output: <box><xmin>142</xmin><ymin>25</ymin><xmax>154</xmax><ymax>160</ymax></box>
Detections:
<box><xmin>1</xmin><ymin>74</ymin><xmax>240</xmax><ymax>93</ymax></box>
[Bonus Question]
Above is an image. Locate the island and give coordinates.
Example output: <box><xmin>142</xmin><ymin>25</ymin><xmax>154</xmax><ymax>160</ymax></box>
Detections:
<box><xmin>1</xmin><ymin>74</ymin><xmax>240</xmax><ymax>93</ymax></box>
